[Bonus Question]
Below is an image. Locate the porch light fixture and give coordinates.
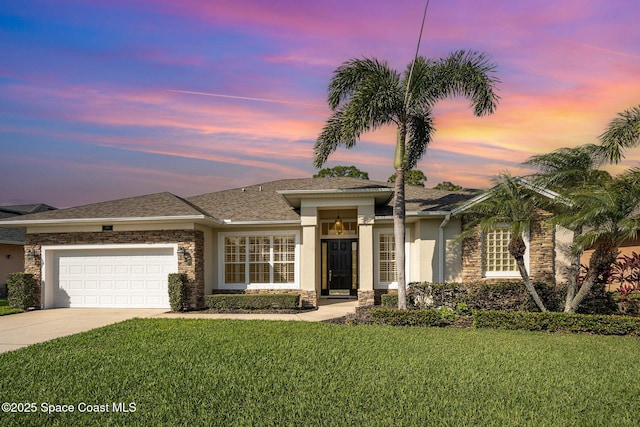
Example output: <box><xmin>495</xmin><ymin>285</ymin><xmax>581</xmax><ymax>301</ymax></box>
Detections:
<box><xmin>334</xmin><ymin>215</ymin><xmax>344</xmax><ymax>235</ymax></box>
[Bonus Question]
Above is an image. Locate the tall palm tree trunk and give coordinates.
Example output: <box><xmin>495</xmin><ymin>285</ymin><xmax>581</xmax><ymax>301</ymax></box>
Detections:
<box><xmin>394</xmin><ymin>168</ymin><xmax>407</xmax><ymax>310</ymax></box>
<box><xmin>394</xmin><ymin>126</ymin><xmax>408</xmax><ymax>310</ymax></box>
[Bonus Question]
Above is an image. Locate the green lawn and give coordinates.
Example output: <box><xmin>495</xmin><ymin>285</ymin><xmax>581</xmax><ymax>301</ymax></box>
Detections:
<box><xmin>0</xmin><ymin>298</ymin><xmax>22</xmax><ymax>316</ymax></box>
<box><xmin>1</xmin><ymin>319</ymin><xmax>639</xmax><ymax>426</ymax></box>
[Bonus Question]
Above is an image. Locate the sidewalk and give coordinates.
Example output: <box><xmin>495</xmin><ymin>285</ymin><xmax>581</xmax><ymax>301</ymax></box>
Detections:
<box><xmin>153</xmin><ymin>299</ymin><xmax>357</xmax><ymax>322</ymax></box>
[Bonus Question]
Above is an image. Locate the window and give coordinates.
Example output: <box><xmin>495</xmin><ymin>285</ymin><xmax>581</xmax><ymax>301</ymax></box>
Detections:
<box><xmin>482</xmin><ymin>226</ymin><xmax>528</xmax><ymax>277</ymax></box>
<box><xmin>379</xmin><ymin>233</ymin><xmax>397</xmax><ymax>283</ymax></box>
<box><xmin>375</xmin><ymin>230</ymin><xmax>410</xmax><ymax>289</ymax></box>
<box><xmin>223</xmin><ymin>234</ymin><xmax>297</xmax><ymax>285</ymax></box>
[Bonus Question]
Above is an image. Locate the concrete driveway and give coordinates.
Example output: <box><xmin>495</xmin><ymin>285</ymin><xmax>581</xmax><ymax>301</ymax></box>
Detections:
<box><xmin>0</xmin><ymin>300</ymin><xmax>357</xmax><ymax>354</ymax></box>
<box><xmin>0</xmin><ymin>308</ymin><xmax>167</xmax><ymax>353</ymax></box>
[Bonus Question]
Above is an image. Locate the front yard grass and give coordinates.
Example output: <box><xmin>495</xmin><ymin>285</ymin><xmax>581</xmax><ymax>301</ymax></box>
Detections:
<box><xmin>0</xmin><ymin>298</ymin><xmax>22</xmax><ymax>316</ymax></box>
<box><xmin>1</xmin><ymin>319</ymin><xmax>639</xmax><ymax>426</ymax></box>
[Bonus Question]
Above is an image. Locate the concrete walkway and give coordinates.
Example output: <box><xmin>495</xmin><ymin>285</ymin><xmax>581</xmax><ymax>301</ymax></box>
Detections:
<box><xmin>0</xmin><ymin>299</ymin><xmax>356</xmax><ymax>353</ymax></box>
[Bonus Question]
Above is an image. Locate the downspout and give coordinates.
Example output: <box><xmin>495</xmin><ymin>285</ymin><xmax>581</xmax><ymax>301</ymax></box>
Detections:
<box><xmin>438</xmin><ymin>214</ymin><xmax>451</xmax><ymax>283</ymax></box>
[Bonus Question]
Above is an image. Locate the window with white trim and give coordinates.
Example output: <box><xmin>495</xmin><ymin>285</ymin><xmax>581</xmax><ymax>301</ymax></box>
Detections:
<box><xmin>375</xmin><ymin>229</ymin><xmax>410</xmax><ymax>288</ymax></box>
<box><xmin>223</xmin><ymin>234</ymin><xmax>296</xmax><ymax>284</ymax></box>
<box><xmin>379</xmin><ymin>233</ymin><xmax>397</xmax><ymax>283</ymax></box>
<box><xmin>482</xmin><ymin>226</ymin><xmax>528</xmax><ymax>277</ymax></box>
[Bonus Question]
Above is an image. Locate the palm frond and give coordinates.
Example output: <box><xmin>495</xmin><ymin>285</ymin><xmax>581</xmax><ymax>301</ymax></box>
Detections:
<box><xmin>313</xmin><ymin>111</ymin><xmax>353</xmax><ymax>168</ymax></box>
<box><xmin>327</xmin><ymin>58</ymin><xmax>400</xmax><ymax>111</ymax></box>
<box><xmin>599</xmin><ymin>104</ymin><xmax>640</xmax><ymax>163</ymax></box>
<box><xmin>405</xmin><ymin>112</ymin><xmax>434</xmax><ymax>169</ymax></box>
<box><xmin>411</xmin><ymin>50</ymin><xmax>500</xmax><ymax>116</ymax></box>
<box><xmin>523</xmin><ymin>144</ymin><xmax>608</xmax><ymax>190</ymax></box>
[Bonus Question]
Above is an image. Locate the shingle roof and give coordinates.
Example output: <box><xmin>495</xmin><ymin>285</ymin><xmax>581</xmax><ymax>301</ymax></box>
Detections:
<box><xmin>187</xmin><ymin>178</ymin><xmax>394</xmax><ymax>222</ymax></box>
<box><xmin>0</xmin><ymin>193</ymin><xmax>208</xmax><ymax>222</ymax></box>
<box><xmin>0</xmin><ymin>204</ymin><xmax>56</xmax><ymax>243</ymax></box>
<box><xmin>0</xmin><ymin>178</ymin><xmax>478</xmax><ymax>225</ymax></box>
<box><xmin>188</xmin><ymin>178</ymin><xmax>476</xmax><ymax>221</ymax></box>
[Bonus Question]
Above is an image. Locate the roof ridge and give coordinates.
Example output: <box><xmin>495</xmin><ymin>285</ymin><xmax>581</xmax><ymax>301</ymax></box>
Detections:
<box><xmin>167</xmin><ymin>193</ymin><xmax>216</xmax><ymax>218</ymax></box>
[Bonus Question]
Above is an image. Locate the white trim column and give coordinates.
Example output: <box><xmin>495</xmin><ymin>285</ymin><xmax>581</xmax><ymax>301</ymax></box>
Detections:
<box><xmin>357</xmin><ymin>203</ymin><xmax>375</xmax><ymax>306</ymax></box>
<box><xmin>300</xmin><ymin>205</ymin><xmax>318</xmax><ymax>306</ymax></box>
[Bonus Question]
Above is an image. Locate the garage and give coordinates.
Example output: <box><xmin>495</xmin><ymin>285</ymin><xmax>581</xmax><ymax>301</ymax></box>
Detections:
<box><xmin>44</xmin><ymin>245</ymin><xmax>177</xmax><ymax>308</ymax></box>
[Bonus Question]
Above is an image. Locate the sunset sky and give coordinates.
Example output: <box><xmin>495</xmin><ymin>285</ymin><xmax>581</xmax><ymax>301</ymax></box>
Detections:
<box><xmin>1</xmin><ymin>0</ymin><xmax>639</xmax><ymax>207</ymax></box>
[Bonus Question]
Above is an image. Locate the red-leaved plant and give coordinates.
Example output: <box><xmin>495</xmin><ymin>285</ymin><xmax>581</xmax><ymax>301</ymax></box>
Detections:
<box><xmin>609</xmin><ymin>252</ymin><xmax>640</xmax><ymax>292</ymax></box>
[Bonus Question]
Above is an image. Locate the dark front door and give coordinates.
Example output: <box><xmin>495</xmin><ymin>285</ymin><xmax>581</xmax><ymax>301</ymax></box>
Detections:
<box><xmin>323</xmin><ymin>239</ymin><xmax>357</xmax><ymax>296</ymax></box>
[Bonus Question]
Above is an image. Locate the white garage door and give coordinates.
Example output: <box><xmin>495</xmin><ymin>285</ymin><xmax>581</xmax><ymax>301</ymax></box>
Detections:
<box><xmin>54</xmin><ymin>247</ymin><xmax>177</xmax><ymax>308</ymax></box>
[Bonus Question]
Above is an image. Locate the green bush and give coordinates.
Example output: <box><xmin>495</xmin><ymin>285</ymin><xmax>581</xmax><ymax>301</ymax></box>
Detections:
<box><xmin>369</xmin><ymin>307</ymin><xmax>456</xmax><ymax>327</ymax></box>
<box><xmin>472</xmin><ymin>310</ymin><xmax>640</xmax><ymax>336</ymax></box>
<box><xmin>554</xmin><ymin>283</ymin><xmax>617</xmax><ymax>315</ymax></box>
<box><xmin>410</xmin><ymin>282</ymin><xmax>468</xmax><ymax>310</ymax></box>
<box><xmin>6</xmin><ymin>272</ymin><xmax>36</xmax><ymax>310</ymax></box>
<box><xmin>380</xmin><ymin>293</ymin><xmax>408</xmax><ymax>308</ymax></box>
<box><xmin>466</xmin><ymin>281</ymin><xmax>559</xmax><ymax>312</ymax></box>
<box><xmin>168</xmin><ymin>273</ymin><xmax>188</xmax><ymax>312</ymax></box>
<box><xmin>205</xmin><ymin>293</ymin><xmax>300</xmax><ymax>310</ymax></box>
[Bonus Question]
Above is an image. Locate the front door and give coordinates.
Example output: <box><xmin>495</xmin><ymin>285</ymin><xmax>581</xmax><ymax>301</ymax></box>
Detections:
<box><xmin>322</xmin><ymin>239</ymin><xmax>357</xmax><ymax>296</ymax></box>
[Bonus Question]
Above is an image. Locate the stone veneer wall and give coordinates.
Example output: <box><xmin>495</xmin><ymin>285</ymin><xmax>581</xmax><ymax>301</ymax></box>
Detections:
<box><xmin>460</xmin><ymin>213</ymin><xmax>556</xmax><ymax>285</ymax></box>
<box><xmin>211</xmin><ymin>289</ymin><xmax>317</xmax><ymax>309</ymax></box>
<box><xmin>357</xmin><ymin>290</ymin><xmax>375</xmax><ymax>307</ymax></box>
<box><xmin>24</xmin><ymin>230</ymin><xmax>205</xmax><ymax>309</ymax></box>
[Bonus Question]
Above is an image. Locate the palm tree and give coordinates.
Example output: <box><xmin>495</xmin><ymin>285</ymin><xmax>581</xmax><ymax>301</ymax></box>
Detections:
<box><xmin>523</xmin><ymin>144</ymin><xmax>608</xmax><ymax>190</ymax></box>
<box><xmin>599</xmin><ymin>104</ymin><xmax>640</xmax><ymax>163</ymax></box>
<box><xmin>523</xmin><ymin>144</ymin><xmax>610</xmax><ymax>310</ymax></box>
<box><xmin>313</xmin><ymin>50</ymin><xmax>500</xmax><ymax>309</ymax></box>
<box><xmin>460</xmin><ymin>173</ymin><xmax>548</xmax><ymax>311</ymax></box>
<box><xmin>558</xmin><ymin>168</ymin><xmax>640</xmax><ymax>312</ymax></box>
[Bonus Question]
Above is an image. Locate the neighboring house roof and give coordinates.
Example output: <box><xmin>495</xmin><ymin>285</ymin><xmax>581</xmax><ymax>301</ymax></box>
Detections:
<box><xmin>0</xmin><ymin>193</ymin><xmax>215</xmax><ymax>225</ymax></box>
<box><xmin>0</xmin><ymin>178</ymin><xmax>478</xmax><ymax>227</ymax></box>
<box><xmin>0</xmin><ymin>204</ymin><xmax>57</xmax><ymax>243</ymax></box>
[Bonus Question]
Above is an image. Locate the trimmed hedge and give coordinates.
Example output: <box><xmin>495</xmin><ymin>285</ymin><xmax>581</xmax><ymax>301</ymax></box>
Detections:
<box><xmin>205</xmin><ymin>293</ymin><xmax>300</xmax><ymax>310</ymax></box>
<box><xmin>6</xmin><ymin>272</ymin><xmax>35</xmax><ymax>310</ymax></box>
<box><xmin>382</xmin><ymin>281</ymin><xmax>615</xmax><ymax>314</ymax></box>
<box><xmin>473</xmin><ymin>310</ymin><xmax>640</xmax><ymax>336</ymax></box>
<box><xmin>365</xmin><ymin>307</ymin><xmax>640</xmax><ymax>336</ymax></box>
<box><xmin>467</xmin><ymin>281</ymin><xmax>559</xmax><ymax>312</ymax></box>
<box><xmin>168</xmin><ymin>273</ymin><xmax>188</xmax><ymax>312</ymax></box>
<box><xmin>369</xmin><ymin>307</ymin><xmax>456</xmax><ymax>327</ymax></box>
<box><xmin>382</xmin><ymin>282</ymin><xmax>557</xmax><ymax>312</ymax></box>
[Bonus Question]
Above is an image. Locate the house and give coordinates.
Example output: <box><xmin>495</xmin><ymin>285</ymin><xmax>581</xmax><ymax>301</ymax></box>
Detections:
<box><xmin>0</xmin><ymin>178</ymin><xmax>570</xmax><ymax>309</ymax></box>
<box><xmin>0</xmin><ymin>204</ymin><xmax>56</xmax><ymax>297</ymax></box>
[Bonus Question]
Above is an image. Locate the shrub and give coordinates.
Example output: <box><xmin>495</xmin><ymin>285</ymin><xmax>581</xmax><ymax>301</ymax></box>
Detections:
<box><xmin>472</xmin><ymin>310</ymin><xmax>640</xmax><ymax>336</ymax></box>
<box><xmin>369</xmin><ymin>307</ymin><xmax>456</xmax><ymax>327</ymax></box>
<box><xmin>554</xmin><ymin>282</ymin><xmax>617</xmax><ymax>315</ymax></box>
<box><xmin>466</xmin><ymin>281</ymin><xmax>558</xmax><ymax>312</ymax></box>
<box><xmin>380</xmin><ymin>293</ymin><xmax>409</xmax><ymax>308</ymax></box>
<box><xmin>609</xmin><ymin>251</ymin><xmax>640</xmax><ymax>289</ymax></box>
<box><xmin>410</xmin><ymin>282</ymin><xmax>468</xmax><ymax>310</ymax></box>
<box><xmin>205</xmin><ymin>294</ymin><xmax>300</xmax><ymax>310</ymax></box>
<box><xmin>168</xmin><ymin>273</ymin><xmax>188</xmax><ymax>312</ymax></box>
<box><xmin>6</xmin><ymin>272</ymin><xmax>35</xmax><ymax>310</ymax></box>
